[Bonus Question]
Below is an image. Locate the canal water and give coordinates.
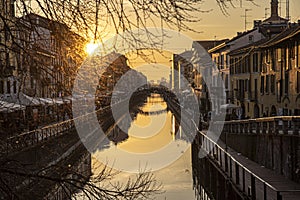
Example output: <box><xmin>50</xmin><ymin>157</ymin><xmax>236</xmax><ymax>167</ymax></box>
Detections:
<box><xmin>92</xmin><ymin>93</ymin><xmax>196</xmax><ymax>199</ymax></box>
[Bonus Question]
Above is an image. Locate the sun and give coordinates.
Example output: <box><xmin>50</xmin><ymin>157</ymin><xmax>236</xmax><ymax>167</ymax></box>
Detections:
<box><xmin>86</xmin><ymin>42</ymin><xmax>99</xmax><ymax>55</ymax></box>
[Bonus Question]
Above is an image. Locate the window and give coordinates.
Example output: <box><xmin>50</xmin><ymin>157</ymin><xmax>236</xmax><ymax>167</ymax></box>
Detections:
<box><xmin>245</xmin><ymin>79</ymin><xmax>248</xmax><ymax>92</ymax></box>
<box><xmin>271</xmin><ymin>49</ymin><xmax>276</xmax><ymax>71</ymax></box>
<box><xmin>235</xmin><ymin>57</ymin><xmax>238</xmax><ymax>74</ymax></box>
<box><xmin>226</xmin><ymin>55</ymin><xmax>230</xmax><ymax>69</ymax></box>
<box><xmin>30</xmin><ymin>77</ymin><xmax>34</xmax><ymax>88</ymax></box>
<box><xmin>13</xmin><ymin>81</ymin><xmax>17</xmax><ymax>94</ymax></box>
<box><xmin>290</xmin><ymin>43</ymin><xmax>295</xmax><ymax>59</ymax></box>
<box><xmin>245</xmin><ymin>56</ymin><xmax>250</xmax><ymax>73</ymax></box>
<box><xmin>260</xmin><ymin>52</ymin><xmax>263</xmax><ymax>72</ymax></box>
<box><xmin>249</xmin><ymin>79</ymin><xmax>252</xmax><ymax>92</ymax></box>
<box><xmin>5</xmin><ymin>26</ymin><xmax>10</xmax><ymax>41</ymax></box>
<box><xmin>266</xmin><ymin>50</ymin><xmax>270</xmax><ymax>63</ymax></box>
<box><xmin>10</xmin><ymin>1</ymin><xmax>15</xmax><ymax>17</ymax></box>
<box><xmin>230</xmin><ymin>58</ymin><xmax>234</xmax><ymax>74</ymax></box>
<box><xmin>261</xmin><ymin>76</ymin><xmax>264</xmax><ymax>94</ymax></box>
<box><xmin>285</xmin><ymin>72</ymin><xmax>289</xmax><ymax>94</ymax></box>
<box><xmin>266</xmin><ymin>75</ymin><xmax>269</xmax><ymax>94</ymax></box>
<box><xmin>253</xmin><ymin>53</ymin><xmax>259</xmax><ymax>72</ymax></box>
<box><xmin>297</xmin><ymin>71</ymin><xmax>300</xmax><ymax>93</ymax></box>
<box><xmin>239</xmin><ymin>57</ymin><xmax>242</xmax><ymax>73</ymax></box>
<box><xmin>271</xmin><ymin>75</ymin><xmax>275</xmax><ymax>94</ymax></box>
<box><xmin>249</xmin><ymin>35</ymin><xmax>254</xmax><ymax>43</ymax></box>
<box><xmin>6</xmin><ymin>52</ymin><xmax>9</xmax><ymax>64</ymax></box>
<box><xmin>220</xmin><ymin>54</ymin><xmax>224</xmax><ymax>69</ymax></box>
<box><xmin>0</xmin><ymin>81</ymin><xmax>4</xmax><ymax>94</ymax></box>
<box><xmin>225</xmin><ymin>75</ymin><xmax>229</xmax><ymax>89</ymax></box>
<box><xmin>277</xmin><ymin>48</ymin><xmax>282</xmax><ymax>62</ymax></box>
<box><xmin>6</xmin><ymin>81</ymin><xmax>10</xmax><ymax>94</ymax></box>
<box><xmin>297</xmin><ymin>43</ymin><xmax>300</xmax><ymax>68</ymax></box>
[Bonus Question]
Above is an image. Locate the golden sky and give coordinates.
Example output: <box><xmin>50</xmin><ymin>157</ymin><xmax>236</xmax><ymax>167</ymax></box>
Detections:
<box><xmin>185</xmin><ymin>0</ymin><xmax>300</xmax><ymax>40</ymax></box>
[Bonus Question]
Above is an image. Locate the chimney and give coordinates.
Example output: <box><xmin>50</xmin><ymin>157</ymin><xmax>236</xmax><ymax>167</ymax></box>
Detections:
<box><xmin>271</xmin><ymin>0</ymin><xmax>279</xmax><ymax>17</ymax></box>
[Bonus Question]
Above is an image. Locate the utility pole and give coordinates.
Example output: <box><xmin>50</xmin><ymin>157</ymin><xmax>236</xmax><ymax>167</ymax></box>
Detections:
<box><xmin>241</xmin><ymin>9</ymin><xmax>252</xmax><ymax>31</ymax></box>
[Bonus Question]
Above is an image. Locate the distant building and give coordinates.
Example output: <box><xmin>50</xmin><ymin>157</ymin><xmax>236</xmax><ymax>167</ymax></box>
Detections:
<box><xmin>95</xmin><ymin>52</ymin><xmax>147</xmax><ymax>106</ymax></box>
<box><xmin>170</xmin><ymin>51</ymin><xmax>193</xmax><ymax>91</ymax></box>
<box><xmin>191</xmin><ymin>39</ymin><xmax>228</xmax><ymax>114</ymax></box>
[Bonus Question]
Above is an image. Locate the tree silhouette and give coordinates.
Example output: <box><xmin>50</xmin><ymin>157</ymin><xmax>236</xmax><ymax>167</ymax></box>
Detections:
<box><xmin>0</xmin><ymin>0</ymin><xmax>256</xmax><ymax>199</ymax></box>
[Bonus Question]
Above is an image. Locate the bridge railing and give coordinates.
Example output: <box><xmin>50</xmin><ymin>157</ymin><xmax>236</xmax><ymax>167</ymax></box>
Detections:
<box><xmin>191</xmin><ymin>120</ymin><xmax>300</xmax><ymax>200</ymax></box>
<box><xmin>214</xmin><ymin>116</ymin><xmax>300</xmax><ymax>135</ymax></box>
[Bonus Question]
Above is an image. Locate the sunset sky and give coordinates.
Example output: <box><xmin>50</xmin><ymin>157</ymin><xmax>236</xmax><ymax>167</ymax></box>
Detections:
<box><xmin>184</xmin><ymin>0</ymin><xmax>300</xmax><ymax>40</ymax></box>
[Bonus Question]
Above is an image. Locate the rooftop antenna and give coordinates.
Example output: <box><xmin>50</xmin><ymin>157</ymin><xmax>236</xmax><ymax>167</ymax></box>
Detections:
<box><xmin>241</xmin><ymin>8</ymin><xmax>252</xmax><ymax>31</ymax></box>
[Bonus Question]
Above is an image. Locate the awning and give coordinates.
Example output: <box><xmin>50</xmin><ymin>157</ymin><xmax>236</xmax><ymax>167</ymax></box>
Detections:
<box><xmin>53</xmin><ymin>97</ymin><xmax>64</xmax><ymax>105</ymax></box>
<box><xmin>220</xmin><ymin>103</ymin><xmax>239</xmax><ymax>109</ymax></box>
<box><xmin>39</xmin><ymin>98</ymin><xmax>55</xmax><ymax>105</ymax></box>
<box><xmin>0</xmin><ymin>100</ymin><xmax>26</xmax><ymax>113</ymax></box>
<box><xmin>4</xmin><ymin>93</ymin><xmax>45</xmax><ymax>106</ymax></box>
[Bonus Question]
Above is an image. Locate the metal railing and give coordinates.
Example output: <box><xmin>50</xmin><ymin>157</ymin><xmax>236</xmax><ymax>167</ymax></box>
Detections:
<box><xmin>0</xmin><ymin>89</ymin><xmax>148</xmax><ymax>155</ymax></box>
<box><xmin>1</xmin><ymin>105</ymin><xmax>112</xmax><ymax>155</ymax></box>
<box><xmin>218</xmin><ymin>116</ymin><xmax>300</xmax><ymax>135</ymax></box>
<box><xmin>191</xmin><ymin>120</ymin><xmax>300</xmax><ymax>200</ymax></box>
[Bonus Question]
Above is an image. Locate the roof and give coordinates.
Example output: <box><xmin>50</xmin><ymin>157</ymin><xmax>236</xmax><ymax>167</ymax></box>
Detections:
<box><xmin>208</xmin><ymin>42</ymin><xmax>228</xmax><ymax>53</ymax></box>
<box><xmin>226</xmin><ymin>29</ymin><xmax>257</xmax><ymax>44</ymax></box>
<box><xmin>263</xmin><ymin>15</ymin><xmax>288</xmax><ymax>24</ymax></box>
<box><xmin>259</xmin><ymin>24</ymin><xmax>300</xmax><ymax>48</ymax></box>
<box><xmin>228</xmin><ymin>38</ymin><xmax>268</xmax><ymax>56</ymax></box>
<box><xmin>194</xmin><ymin>39</ymin><xmax>229</xmax><ymax>51</ymax></box>
<box><xmin>229</xmin><ymin>24</ymin><xmax>300</xmax><ymax>55</ymax></box>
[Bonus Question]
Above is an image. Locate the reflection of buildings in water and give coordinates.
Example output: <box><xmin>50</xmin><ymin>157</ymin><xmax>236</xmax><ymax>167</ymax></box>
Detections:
<box><xmin>103</xmin><ymin>91</ymin><xmax>196</xmax><ymax>149</ymax></box>
<box><xmin>137</xmin><ymin>108</ymin><xmax>167</xmax><ymax>116</ymax></box>
<box><xmin>107</xmin><ymin>125</ymin><xmax>129</xmax><ymax>145</ymax></box>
